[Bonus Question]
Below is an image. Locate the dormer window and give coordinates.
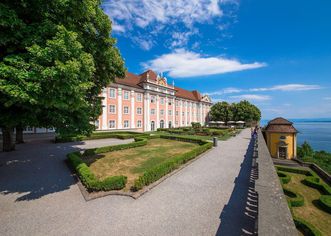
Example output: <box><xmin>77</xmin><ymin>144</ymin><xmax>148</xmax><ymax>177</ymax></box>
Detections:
<box><xmin>280</xmin><ymin>136</ymin><xmax>286</xmax><ymax>141</ymax></box>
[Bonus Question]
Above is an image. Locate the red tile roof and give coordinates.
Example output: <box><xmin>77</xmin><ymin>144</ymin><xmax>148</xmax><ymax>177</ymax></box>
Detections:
<box><xmin>265</xmin><ymin>117</ymin><xmax>298</xmax><ymax>133</ymax></box>
<box><xmin>114</xmin><ymin>70</ymin><xmax>207</xmax><ymax>102</ymax></box>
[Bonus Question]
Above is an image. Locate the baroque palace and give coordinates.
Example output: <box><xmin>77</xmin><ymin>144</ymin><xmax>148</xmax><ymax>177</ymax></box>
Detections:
<box><xmin>96</xmin><ymin>70</ymin><xmax>212</xmax><ymax>132</ymax></box>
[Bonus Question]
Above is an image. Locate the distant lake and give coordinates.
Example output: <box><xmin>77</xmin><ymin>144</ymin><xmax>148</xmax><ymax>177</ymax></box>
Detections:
<box><xmin>261</xmin><ymin>119</ymin><xmax>331</xmax><ymax>152</ymax></box>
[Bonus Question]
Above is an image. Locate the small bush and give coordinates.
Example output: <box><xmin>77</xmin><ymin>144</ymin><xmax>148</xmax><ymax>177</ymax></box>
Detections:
<box><xmin>294</xmin><ymin>217</ymin><xmax>322</xmax><ymax>236</ymax></box>
<box><xmin>318</xmin><ymin>195</ymin><xmax>331</xmax><ymax>214</ymax></box>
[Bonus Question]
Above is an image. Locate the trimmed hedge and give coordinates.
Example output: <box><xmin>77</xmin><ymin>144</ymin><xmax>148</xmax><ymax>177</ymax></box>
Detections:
<box><xmin>277</xmin><ymin>171</ymin><xmax>291</xmax><ymax>184</ymax></box>
<box><xmin>56</xmin><ymin>131</ymin><xmax>148</xmax><ymax>143</ymax></box>
<box><xmin>283</xmin><ymin>187</ymin><xmax>304</xmax><ymax>207</ymax></box>
<box><xmin>276</xmin><ymin>166</ymin><xmax>311</xmax><ymax>176</ymax></box>
<box><xmin>132</xmin><ymin>138</ymin><xmax>213</xmax><ymax>191</ymax></box>
<box><xmin>318</xmin><ymin>195</ymin><xmax>331</xmax><ymax>214</ymax></box>
<box><xmin>302</xmin><ymin>176</ymin><xmax>331</xmax><ymax>195</ymax></box>
<box><xmin>160</xmin><ymin>134</ymin><xmax>209</xmax><ymax>144</ymax></box>
<box><xmin>83</xmin><ymin>137</ymin><xmax>147</xmax><ymax>156</ymax></box>
<box><xmin>294</xmin><ymin>217</ymin><xmax>322</xmax><ymax>236</ymax></box>
<box><xmin>67</xmin><ymin>152</ymin><xmax>127</xmax><ymax>191</ymax></box>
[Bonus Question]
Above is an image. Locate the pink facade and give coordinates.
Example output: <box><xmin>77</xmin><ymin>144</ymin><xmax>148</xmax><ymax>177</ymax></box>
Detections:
<box><xmin>96</xmin><ymin>70</ymin><xmax>212</xmax><ymax>132</ymax></box>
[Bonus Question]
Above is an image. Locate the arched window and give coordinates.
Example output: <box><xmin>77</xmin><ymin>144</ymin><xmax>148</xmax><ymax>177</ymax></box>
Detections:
<box><xmin>151</xmin><ymin>121</ymin><xmax>155</xmax><ymax>131</ymax></box>
<box><xmin>160</xmin><ymin>120</ymin><xmax>164</xmax><ymax>128</ymax></box>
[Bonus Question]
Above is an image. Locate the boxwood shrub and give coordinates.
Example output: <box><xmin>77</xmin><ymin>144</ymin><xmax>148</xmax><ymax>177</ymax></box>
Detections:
<box><xmin>132</xmin><ymin>137</ymin><xmax>213</xmax><ymax>191</ymax></box>
<box><xmin>67</xmin><ymin>137</ymin><xmax>148</xmax><ymax>192</ymax></box>
<box><xmin>293</xmin><ymin>217</ymin><xmax>322</xmax><ymax>236</ymax></box>
<box><xmin>276</xmin><ymin>166</ymin><xmax>311</xmax><ymax>176</ymax></box>
<box><xmin>302</xmin><ymin>176</ymin><xmax>331</xmax><ymax>195</ymax></box>
<box><xmin>277</xmin><ymin>171</ymin><xmax>291</xmax><ymax>184</ymax></box>
<box><xmin>67</xmin><ymin>152</ymin><xmax>127</xmax><ymax>191</ymax></box>
<box><xmin>283</xmin><ymin>187</ymin><xmax>304</xmax><ymax>207</ymax></box>
<box><xmin>318</xmin><ymin>195</ymin><xmax>331</xmax><ymax>214</ymax></box>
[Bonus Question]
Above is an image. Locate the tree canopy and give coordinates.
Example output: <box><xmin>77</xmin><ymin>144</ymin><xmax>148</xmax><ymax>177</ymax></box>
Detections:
<box><xmin>210</xmin><ymin>100</ymin><xmax>261</xmax><ymax>122</ymax></box>
<box><xmin>0</xmin><ymin>0</ymin><xmax>125</xmax><ymax>150</ymax></box>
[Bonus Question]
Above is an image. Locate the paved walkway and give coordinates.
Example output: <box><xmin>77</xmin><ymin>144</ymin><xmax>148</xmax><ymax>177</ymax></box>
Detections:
<box><xmin>0</xmin><ymin>129</ymin><xmax>255</xmax><ymax>236</ymax></box>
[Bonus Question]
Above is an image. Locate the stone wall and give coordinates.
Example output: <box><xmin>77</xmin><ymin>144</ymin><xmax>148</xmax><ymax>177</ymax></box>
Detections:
<box><xmin>255</xmin><ymin>130</ymin><xmax>297</xmax><ymax>235</ymax></box>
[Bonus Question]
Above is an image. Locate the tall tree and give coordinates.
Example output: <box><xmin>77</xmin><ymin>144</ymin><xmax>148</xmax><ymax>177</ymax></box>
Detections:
<box><xmin>0</xmin><ymin>0</ymin><xmax>125</xmax><ymax>151</ymax></box>
<box><xmin>210</xmin><ymin>101</ymin><xmax>233</xmax><ymax>122</ymax></box>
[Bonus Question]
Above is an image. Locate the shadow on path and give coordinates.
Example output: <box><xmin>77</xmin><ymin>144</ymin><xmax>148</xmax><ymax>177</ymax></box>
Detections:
<box><xmin>216</xmin><ymin>137</ymin><xmax>258</xmax><ymax>236</ymax></box>
<box><xmin>0</xmin><ymin>136</ymin><xmax>87</xmax><ymax>201</ymax></box>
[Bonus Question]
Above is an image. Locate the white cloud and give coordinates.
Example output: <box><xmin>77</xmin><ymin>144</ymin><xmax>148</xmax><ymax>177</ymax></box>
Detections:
<box><xmin>206</xmin><ymin>87</ymin><xmax>242</xmax><ymax>96</ymax></box>
<box><xmin>132</xmin><ymin>36</ymin><xmax>154</xmax><ymax>51</ymax></box>
<box><xmin>102</xmin><ymin>0</ymin><xmax>238</xmax><ymax>49</ymax></box>
<box><xmin>230</xmin><ymin>94</ymin><xmax>271</xmax><ymax>101</ymax></box>
<box><xmin>143</xmin><ymin>49</ymin><xmax>266</xmax><ymax>77</ymax></box>
<box><xmin>250</xmin><ymin>84</ymin><xmax>321</xmax><ymax>92</ymax></box>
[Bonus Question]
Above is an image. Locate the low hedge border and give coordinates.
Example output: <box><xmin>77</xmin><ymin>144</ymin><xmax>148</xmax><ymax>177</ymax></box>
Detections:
<box><xmin>318</xmin><ymin>195</ymin><xmax>331</xmax><ymax>214</ymax></box>
<box><xmin>293</xmin><ymin>217</ymin><xmax>322</xmax><ymax>236</ymax></box>
<box><xmin>277</xmin><ymin>171</ymin><xmax>291</xmax><ymax>184</ymax></box>
<box><xmin>56</xmin><ymin>132</ymin><xmax>148</xmax><ymax>143</ymax></box>
<box><xmin>276</xmin><ymin>166</ymin><xmax>312</xmax><ymax>176</ymax></box>
<box><xmin>67</xmin><ymin>137</ymin><xmax>148</xmax><ymax>192</ymax></box>
<box><xmin>67</xmin><ymin>152</ymin><xmax>127</xmax><ymax>191</ymax></box>
<box><xmin>159</xmin><ymin>134</ymin><xmax>211</xmax><ymax>144</ymax></box>
<box><xmin>132</xmin><ymin>137</ymin><xmax>213</xmax><ymax>191</ymax></box>
<box><xmin>302</xmin><ymin>176</ymin><xmax>331</xmax><ymax>195</ymax></box>
<box><xmin>283</xmin><ymin>187</ymin><xmax>304</xmax><ymax>207</ymax></box>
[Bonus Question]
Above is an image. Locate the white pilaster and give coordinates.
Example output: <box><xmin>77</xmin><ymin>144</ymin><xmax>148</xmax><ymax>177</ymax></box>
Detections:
<box><xmin>190</xmin><ymin>102</ymin><xmax>193</xmax><ymax>125</ymax></box>
<box><xmin>130</xmin><ymin>90</ymin><xmax>135</xmax><ymax>128</ymax></box>
<box><xmin>172</xmin><ymin>97</ymin><xmax>175</xmax><ymax>128</ymax></box>
<box><xmin>165</xmin><ymin>96</ymin><xmax>168</xmax><ymax>128</ymax></box>
<box><xmin>156</xmin><ymin>95</ymin><xmax>160</xmax><ymax>128</ymax></box>
<box><xmin>180</xmin><ymin>99</ymin><xmax>183</xmax><ymax>127</ymax></box>
<box><xmin>117</xmin><ymin>88</ymin><xmax>122</xmax><ymax>129</ymax></box>
<box><xmin>185</xmin><ymin>100</ymin><xmax>188</xmax><ymax>126</ymax></box>
<box><xmin>144</xmin><ymin>92</ymin><xmax>150</xmax><ymax>131</ymax></box>
<box><xmin>102</xmin><ymin>88</ymin><xmax>108</xmax><ymax>130</ymax></box>
<box><xmin>200</xmin><ymin>103</ymin><xmax>203</xmax><ymax>125</ymax></box>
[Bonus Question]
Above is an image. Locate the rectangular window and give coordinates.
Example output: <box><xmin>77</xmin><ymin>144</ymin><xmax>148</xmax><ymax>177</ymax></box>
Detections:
<box><xmin>137</xmin><ymin>107</ymin><xmax>142</xmax><ymax>115</ymax></box>
<box><xmin>95</xmin><ymin>120</ymin><xmax>99</xmax><ymax>129</ymax></box>
<box><xmin>109</xmin><ymin>88</ymin><xmax>116</xmax><ymax>98</ymax></box>
<box><xmin>137</xmin><ymin>120</ymin><xmax>142</xmax><ymax>128</ymax></box>
<box><xmin>160</xmin><ymin>97</ymin><xmax>164</xmax><ymax>104</ymax></box>
<box><xmin>176</xmin><ymin>111</ymin><xmax>179</xmax><ymax>116</ymax></box>
<box><xmin>124</xmin><ymin>106</ymin><xmax>129</xmax><ymax>114</ymax></box>
<box><xmin>151</xmin><ymin>109</ymin><xmax>155</xmax><ymax>115</ymax></box>
<box><xmin>182</xmin><ymin>112</ymin><xmax>185</xmax><ymax>116</ymax></box>
<box><xmin>109</xmin><ymin>105</ymin><xmax>116</xmax><ymax>114</ymax></box>
<box><xmin>109</xmin><ymin>120</ymin><xmax>116</xmax><ymax>128</ymax></box>
<box><xmin>176</xmin><ymin>101</ymin><xmax>179</xmax><ymax>106</ymax></box>
<box><xmin>160</xmin><ymin>109</ymin><xmax>164</xmax><ymax>115</ymax></box>
<box><xmin>150</xmin><ymin>96</ymin><xmax>155</xmax><ymax>103</ymax></box>
<box><xmin>168</xmin><ymin>110</ymin><xmax>172</xmax><ymax>115</ymax></box>
<box><xmin>136</xmin><ymin>93</ymin><xmax>142</xmax><ymax>102</ymax></box>
<box><xmin>182</xmin><ymin>121</ymin><xmax>184</xmax><ymax>125</ymax></box>
<box><xmin>123</xmin><ymin>91</ymin><xmax>129</xmax><ymax>100</ymax></box>
<box><xmin>124</xmin><ymin>120</ymin><xmax>129</xmax><ymax>128</ymax></box>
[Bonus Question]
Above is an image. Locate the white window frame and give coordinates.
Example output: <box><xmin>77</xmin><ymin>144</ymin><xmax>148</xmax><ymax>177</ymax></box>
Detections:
<box><xmin>150</xmin><ymin>96</ymin><xmax>155</xmax><ymax>103</ymax></box>
<box><xmin>137</xmin><ymin>120</ymin><xmax>142</xmax><ymax>128</ymax></box>
<box><xmin>151</xmin><ymin>109</ymin><xmax>155</xmax><ymax>115</ymax></box>
<box><xmin>109</xmin><ymin>120</ymin><xmax>116</xmax><ymax>129</ymax></box>
<box><xmin>160</xmin><ymin>97</ymin><xmax>164</xmax><ymax>104</ymax></box>
<box><xmin>176</xmin><ymin>111</ymin><xmax>179</xmax><ymax>116</ymax></box>
<box><xmin>123</xmin><ymin>91</ymin><xmax>129</xmax><ymax>100</ymax></box>
<box><xmin>137</xmin><ymin>107</ymin><xmax>142</xmax><ymax>115</ymax></box>
<box><xmin>124</xmin><ymin>120</ymin><xmax>129</xmax><ymax>128</ymax></box>
<box><xmin>123</xmin><ymin>106</ymin><xmax>129</xmax><ymax>114</ymax></box>
<box><xmin>109</xmin><ymin>88</ymin><xmax>116</xmax><ymax>98</ymax></box>
<box><xmin>168</xmin><ymin>110</ymin><xmax>172</xmax><ymax>115</ymax></box>
<box><xmin>136</xmin><ymin>93</ymin><xmax>142</xmax><ymax>102</ymax></box>
<box><xmin>160</xmin><ymin>109</ymin><xmax>164</xmax><ymax>115</ymax></box>
<box><xmin>109</xmin><ymin>105</ymin><xmax>116</xmax><ymax>114</ymax></box>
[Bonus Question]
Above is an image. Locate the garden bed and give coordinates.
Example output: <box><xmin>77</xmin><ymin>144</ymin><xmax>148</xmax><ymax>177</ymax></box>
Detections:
<box><xmin>67</xmin><ymin>135</ymin><xmax>212</xmax><ymax>199</ymax></box>
<box><xmin>276</xmin><ymin>166</ymin><xmax>331</xmax><ymax>235</ymax></box>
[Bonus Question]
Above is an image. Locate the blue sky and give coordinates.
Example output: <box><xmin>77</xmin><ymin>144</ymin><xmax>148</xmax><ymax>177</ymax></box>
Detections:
<box><xmin>102</xmin><ymin>0</ymin><xmax>331</xmax><ymax>119</ymax></box>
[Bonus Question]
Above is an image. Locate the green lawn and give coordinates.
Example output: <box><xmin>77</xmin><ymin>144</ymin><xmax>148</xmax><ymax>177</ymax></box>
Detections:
<box><xmin>283</xmin><ymin>172</ymin><xmax>331</xmax><ymax>235</ymax></box>
<box><xmin>83</xmin><ymin>138</ymin><xmax>198</xmax><ymax>190</ymax></box>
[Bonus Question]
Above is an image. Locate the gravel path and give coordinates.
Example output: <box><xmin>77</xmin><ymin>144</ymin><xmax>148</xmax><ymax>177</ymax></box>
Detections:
<box><xmin>0</xmin><ymin>129</ymin><xmax>255</xmax><ymax>236</ymax></box>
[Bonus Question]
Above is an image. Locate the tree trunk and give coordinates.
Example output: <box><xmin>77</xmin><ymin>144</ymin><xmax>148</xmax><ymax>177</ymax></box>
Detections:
<box><xmin>2</xmin><ymin>127</ymin><xmax>15</xmax><ymax>152</ymax></box>
<box><xmin>16</xmin><ymin>126</ymin><xmax>24</xmax><ymax>144</ymax></box>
